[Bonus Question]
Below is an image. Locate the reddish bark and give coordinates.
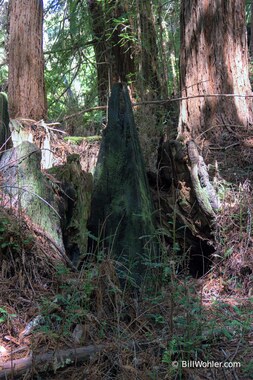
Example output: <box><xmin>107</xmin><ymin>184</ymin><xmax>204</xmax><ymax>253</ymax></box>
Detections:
<box><xmin>8</xmin><ymin>0</ymin><xmax>47</xmax><ymax>120</ymax></box>
<box><xmin>178</xmin><ymin>0</ymin><xmax>253</xmax><ymax>142</ymax></box>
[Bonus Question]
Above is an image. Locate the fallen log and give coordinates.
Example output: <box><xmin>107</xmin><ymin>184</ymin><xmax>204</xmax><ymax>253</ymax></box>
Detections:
<box><xmin>0</xmin><ymin>344</ymin><xmax>107</xmax><ymax>379</ymax></box>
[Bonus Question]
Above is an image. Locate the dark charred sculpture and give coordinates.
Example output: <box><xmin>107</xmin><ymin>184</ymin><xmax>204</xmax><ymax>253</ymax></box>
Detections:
<box><xmin>88</xmin><ymin>83</ymin><xmax>158</xmax><ymax>286</ymax></box>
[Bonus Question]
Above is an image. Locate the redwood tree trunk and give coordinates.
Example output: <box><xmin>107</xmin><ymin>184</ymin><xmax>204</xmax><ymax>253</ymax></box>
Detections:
<box><xmin>89</xmin><ymin>0</ymin><xmax>164</xmax><ymax>103</ymax></box>
<box><xmin>88</xmin><ymin>0</ymin><xmax>109</xmax><ymax>105</ymax></box>
<box><xmin>178</xmin><ymin>0</ymin><xmax>253</xmax><ymax>143</ymax></box>
<box><xmin>251</xmin><ymin>2</ymin><xmax>253</xmax><ymax>57</ymax></box>
<box><xmin>138</xmin><ymin>0</ymin><xmax>162</xmax><ymax>100</ymax></box>
<box><xmin>158</xmin><ymin>0</ymin><xmax>253</xmax><ymax>257</ymax></box>
<box><xmin>8</xmin><ymin>0</ymin><xmax>47</xmax><ymax>120</ymax></box>
<box><xmin>88</xmin><ymin>0</ymin><xmax>135</xmax><ymax>104</ymax></box>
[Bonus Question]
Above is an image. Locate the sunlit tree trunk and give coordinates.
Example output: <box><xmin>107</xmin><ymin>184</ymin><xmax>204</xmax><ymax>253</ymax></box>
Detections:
<box><xmin>157</xmin><ymin>0</ymin><xmax>169</xmax><ymax>99</ymax></box>
<box><xmin>8</xmin><ymin>0</ymin><xmax>47</xmax><ymax>120</ymax></box>
<box><xmin>250</xmin><ymin>2</ymin><xmax>253</xmax><ymax>57</ymax></box>
<box><xmin>178</xmin><ymin>0</ymin><xmax>253</xmax><ymax>143</ymax></box>
<box><xmin>158</xmin><ymin>0</ymin><xmax>253</xmax><ymax>250</ymax></box>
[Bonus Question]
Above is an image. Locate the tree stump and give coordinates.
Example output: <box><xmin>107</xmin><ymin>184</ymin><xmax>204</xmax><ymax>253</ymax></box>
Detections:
<box><xmin>89</xmin><ymin>83</ymin><xmax>158</xmax><ymax>285</ymax></box>
<box><xmin>0</xmin><ymin>141</ymin><xmax>65</xmax><ymax>258</ymax></box>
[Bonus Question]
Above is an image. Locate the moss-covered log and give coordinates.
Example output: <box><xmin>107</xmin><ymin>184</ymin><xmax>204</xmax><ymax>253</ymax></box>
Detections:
<box><xmin>89</xmin><ymin>83</ymin><xmax>158</xmax><ymax>285</ymax></box>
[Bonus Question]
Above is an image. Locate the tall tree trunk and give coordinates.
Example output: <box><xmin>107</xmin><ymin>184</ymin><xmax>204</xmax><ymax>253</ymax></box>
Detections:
<box><xmin>89</xmin><ymin>0</ymin><xmax>163</xmax><ymax>103</ymax></box>
<box><xmin>108</xmin><ymin>2</ymin><xmax>136</xmax><ymax>86</ymax></box>
<box><xmin>88</xmin><ymin>0</ymin><xmax>109</xmax><ymax>105</ymax></box>
<box><xmin>250</xmin><ymin>2</ymin><xmax>253</xmax><ymax>57</ymax></box>
<box><xmin>88</xmin><ymin>0</ymin><xmax>135</xmax><ymax>104</ymax></box>
<box><xmin>178</xmin><ymin>0</ymin><xmax>253</xmax><ymax>144</ymax></box>
<box><xmin>157</xmin><ymin>0</ymin><xmax>169</xmax><ymax>99</ymax></box>
<box><xmin>176</xmin><ymin>0</ymin><xmax>253</xmax><ymax>220</ymax></box>
<box><xmin>8</xmin><ymin>0</ymin><xmax>47</xmax><ymax>120</ymax></box>
<box><xmin>138</xmin><ymin>0</ymin><xmax>162</xmax><ymax>100</ymax></box>
<box><xmin>158</xmin><ymin>0</ymin><xmax>253</xmax><ymax>261</ymax></box>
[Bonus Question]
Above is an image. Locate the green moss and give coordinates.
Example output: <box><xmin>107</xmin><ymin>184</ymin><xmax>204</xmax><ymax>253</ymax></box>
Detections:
<box><xmin>64</xmin><ymin>136</ymin><xmax>102</xmax><ymax>145</ymax></box>
<box><xmin>0</xmin><ymin>142</ymin><xmax>64</xmax><ymax>251</ymax></box>
<box><xmin>17</xmin><ymin>142</ymin><xmax>65</xmax><ymax>249</ymax></box>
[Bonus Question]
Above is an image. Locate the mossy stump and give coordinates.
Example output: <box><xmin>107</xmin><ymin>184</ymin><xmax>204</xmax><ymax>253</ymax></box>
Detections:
<box><xmin>0</xmin><ymin>141</ymin><xmax>65</xmax><ymax>256</ymax></box>
<box><xmin>89</xmin><ymin>83</ymin><xmax>158</xmax><ymax>286</ymax></box>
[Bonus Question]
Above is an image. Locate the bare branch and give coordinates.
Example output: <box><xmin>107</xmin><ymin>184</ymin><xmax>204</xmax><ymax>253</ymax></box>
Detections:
<box><xmin>60</xmin><ymin>93</ymin><xmax>253</xmax><ymax>122</ymax></box>
<box><xmin>62</xmin><ymin>105</ymin><xmax>107</xmax><ymax>122</ymax></box>
<box><xmin>170</xmin><ymin>93</ymin><xmax>253</xmax><ymax>101</ymax></box>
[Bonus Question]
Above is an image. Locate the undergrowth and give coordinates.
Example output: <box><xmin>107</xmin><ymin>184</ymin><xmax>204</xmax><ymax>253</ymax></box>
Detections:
<box><xmin>1</xmin><ymin>179</ymin><xmax>253</xmax><ymax>379</ymax></box>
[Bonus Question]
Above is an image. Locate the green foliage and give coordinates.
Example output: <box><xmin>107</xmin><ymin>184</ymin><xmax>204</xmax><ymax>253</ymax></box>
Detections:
<box><xmin>158</xmin><ymin>0</ymin><xmax>180</xmax><ymax>94</ymax></box>
<box><xmin>37</xmin><ymin>264</ymin><xmax>95</xmax><ymax>338</ymax></box>
<box><xmin>44</xmin><ymin>0</ymin><xmax>97</xmax><ymax>120</ymax></box>
<box><xmin>243</xmin><ymin>360</ymin><xmax>253</xmax><ymax>378</ymax></box>
<box><xmin>161</xmin><ymin>275</ymin><xmax>253</xmax><ymax>379</ymax></box>
<box><xmin>0</xmin><ymin>1</ymin><xmax>8</xmax><ymax>88</ymax></box>
<box><xmin>0</xmin><ymin>307</ymin><xmax>16</xmax><ymax>324</ymax></box>
<box><xmin>245</xmin><ymin>0</ymin><xmax>252</xmax><ymax>24</ymax></box>
<box><xmin>43</xmin><ymin>0</ymin><xmax>182</xmax><ymax>121</ymax></box>
<box><xmin>0</xmin><ymin>215</ymin><xmax>19</xmax><ymax>251</ymax></box>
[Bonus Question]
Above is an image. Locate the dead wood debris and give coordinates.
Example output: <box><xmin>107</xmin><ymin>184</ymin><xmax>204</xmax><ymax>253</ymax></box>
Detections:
<box><xmin>0</xmin><ymin>344</ymin><xmax>108</xmax><ymax>379</ymax></box>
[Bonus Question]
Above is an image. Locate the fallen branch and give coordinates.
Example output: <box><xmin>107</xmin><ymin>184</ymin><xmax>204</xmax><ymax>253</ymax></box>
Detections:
<box><xmin>171</xmin><ymin>93</ymin><xmax>253</xmax><ymax>101</ymax></box>
<box><xmin>134</xmin><ymin>93</ymin><xmax>253</xmax><ymax>105</ymax></box>
<box><xmin>0</xmin><ymin>344</ymin><xmax>107</xmax><ymax>379</ymax></box>
<box><xmin>61</xmin><ymin>92</ymin><xmax>253</xmax><ymax>121</ymax></box>
<box><xmin>62</xmin><ymin>106</ymin><xmax>107</xmax><ymax>122</ymax></box>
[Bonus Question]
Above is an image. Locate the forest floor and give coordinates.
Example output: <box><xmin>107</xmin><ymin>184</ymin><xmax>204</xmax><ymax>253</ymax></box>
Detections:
<box><xmin>0</xmin><ymin>204</ymin><xmax>253</xmax><ymax>380</ymax></box>
<box><xmin>1</xmin><ymin>124</ymin><xmax>253</xmax><ymax>379</ymax></box>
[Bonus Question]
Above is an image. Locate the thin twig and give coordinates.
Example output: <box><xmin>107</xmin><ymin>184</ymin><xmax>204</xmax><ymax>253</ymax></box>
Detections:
<box><xmin>0</xmin><ymin>135</ymin><xmax>12</xmax><ymax>151</ymax></box>
<box><xmin>0</xmin><ymin>185</ymin><xmax>61</xmax><ymax>218</ymax></box>
<box><xmin>32</xmin><ymin>225</ymin><xmax>76</xmax><ymax>270</ymax></box>
<box><xmin>60</xmin><ymin>92</ymin><xmax>253</xmax><ymax>121</ymax></box>
<box><xmin>45</xmin><ymin>126</ymin><xmax>66</xmax><ymax>134</ymax></box>
<box><xmin>62</xmin><ymin>105</ymin><xmax>107</xmax><ymax>121</ymax></box>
